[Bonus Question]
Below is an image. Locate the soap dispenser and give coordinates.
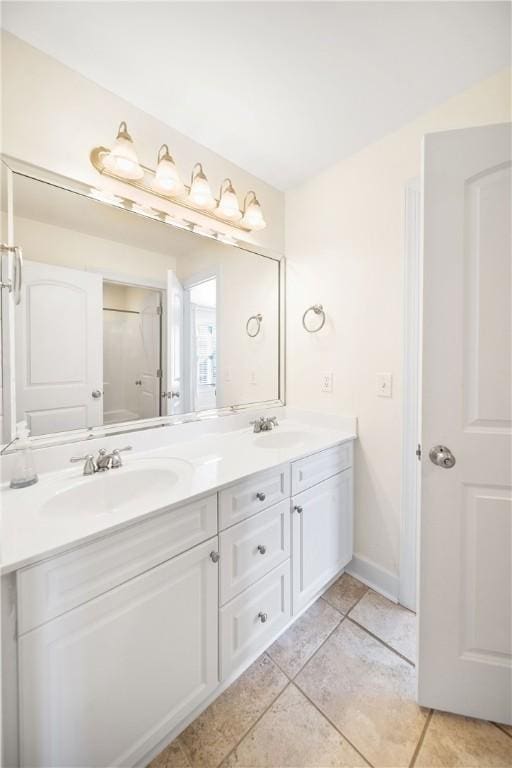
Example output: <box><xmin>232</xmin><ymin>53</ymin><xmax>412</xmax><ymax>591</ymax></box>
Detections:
<box><xmin>10</xmin><ymin>421</ymin><xmax>38</xmax><ymax>489</ymax></box>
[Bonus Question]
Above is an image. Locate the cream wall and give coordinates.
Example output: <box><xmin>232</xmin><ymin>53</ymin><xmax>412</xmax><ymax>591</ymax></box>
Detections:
<box><xmin>0</xmin><ymin>31</ymin><xmax>284</xmax><ymax>255</ymax></box>
<box><xmin>285</xmin><ymin>68</ymin><xmax>511</xmax><ymax>587</ymax></box>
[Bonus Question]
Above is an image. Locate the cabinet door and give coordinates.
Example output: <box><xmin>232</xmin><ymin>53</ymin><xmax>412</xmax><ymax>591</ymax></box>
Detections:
<box><xmin>292</xmin><ymin>470</ymin><xmax>353</xmax><ymax>615</ymax></box>
<box><xmin>18</xmin><ymin>539</ymin><xmax>219</xmax><ymax>768</ymax></box>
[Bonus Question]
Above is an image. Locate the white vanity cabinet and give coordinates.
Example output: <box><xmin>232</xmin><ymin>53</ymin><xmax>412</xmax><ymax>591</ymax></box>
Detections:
<box><xmin>6</xmin><ymin>437</ymin><xmax>355</xmax><ymax>768</ymax></box>
<box><xmin>18</xmin><ymin>537</ymin><xmax>219</xmax><ymax>768</ymax></box>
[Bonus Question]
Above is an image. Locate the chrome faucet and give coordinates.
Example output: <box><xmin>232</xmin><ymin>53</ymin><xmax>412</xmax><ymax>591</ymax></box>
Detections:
<box><xmin>250</xmin><ymin>416</ymin><xmax>279</xmax><ymax>433</ymax></box>
<box><xmin>70</xmin><ymin>446</ymin><xmax>133</xmax><ymax>475</ymax></box>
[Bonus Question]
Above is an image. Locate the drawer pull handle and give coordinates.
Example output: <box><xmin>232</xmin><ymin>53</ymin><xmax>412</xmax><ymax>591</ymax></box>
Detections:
<box><xmin>257</xmin><ymin>544</ymin><xmax>267</xmax><ymax>555</ymax></box>
<box><xmin>256</xmin><ymin>492</ymin><xmax>266</xmax><ymax>501</ymax></box>
<box><xmin>209</xmin><ymin>551</ymin><xmax>220</xmax><ymax>563</ymax></box>
<box><xmin>258</xmin><ymin>611</ymin><xmax>268</xmax><ymax>623</ymax></box>
<box><xmin>294</xmin><ymin>505</ymin><xmax>303</xmax><ymax>514</ymax></box>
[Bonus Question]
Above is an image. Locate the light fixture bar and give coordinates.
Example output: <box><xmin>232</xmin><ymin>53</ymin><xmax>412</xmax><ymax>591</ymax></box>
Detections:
<box><xmin>90</xmin><ymin>145</ymin><xmax>253</xmax><ymax>232</ymax></box>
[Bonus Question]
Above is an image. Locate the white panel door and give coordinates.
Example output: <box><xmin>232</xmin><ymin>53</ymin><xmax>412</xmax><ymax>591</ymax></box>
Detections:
<box><xmin>18</xmin><ymin>538</ymin><xmax>219</xmax><ymax>768</ymax></box>
<box><xmin>291</xmin><ymin>470</ymin><xmax>353</xmax><ymax>615</ymax></box>
<box><xmin>15</xmin><ymin>260</ymin><xmax>103</xmax><ymax>435</ymax></box>
<box><xmin>138</xmin><ymin>291</ymin><xmax>161</xmax><ymax>419</ymax></box>
<box><xmin>166</xmin><ymin>270</ymin><xmax>184</xmax><ymax>414</ymax></box>
<box><xmin>419</xmin><ymin>123</ymin><xmax>511</xmax><ymax>723</ymax></box>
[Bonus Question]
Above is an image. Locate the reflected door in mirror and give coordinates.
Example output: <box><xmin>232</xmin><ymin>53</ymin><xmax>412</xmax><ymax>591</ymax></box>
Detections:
<box><xmin>15</xmin><ymin>261</ymin><xmax>103</xmax><ymax>436</ymax></box>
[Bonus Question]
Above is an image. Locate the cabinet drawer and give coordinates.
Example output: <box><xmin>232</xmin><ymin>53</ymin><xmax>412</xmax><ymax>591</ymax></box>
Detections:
<box><xmin>291</xmin><ymin>442</ymin><xmax>352</xmax><ymax>494</ymax></box>
<box><xmin>220</xmin><ymin>560</ymin><xmax>291</xmax><ymax>680</ymax></box>
<box><xmin>220</xmin><ymin>500</ymin><xmax>290</xmax><ymax>605</ymax></box>
<box><xmin>17</xmin><ymin>494</ymin><xmax>218</xmax><ymax>635</ymax></box>
<box><xmin>219</xmin><ymin>464</ymin><xmax>290</xmax><ymax>530</ymax></box>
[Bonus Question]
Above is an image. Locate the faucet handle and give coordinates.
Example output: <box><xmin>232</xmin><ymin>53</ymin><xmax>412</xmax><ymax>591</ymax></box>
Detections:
<box><xmin>110</xmin><ymin>446</ymin><xmax>133</xmax><ymax>469</ymax></box>
<box><xmin>269</xmin><ymin>416</ymin><xmax>279</xmax><ymax>426</ymax></box>
<box><xmin>70</xmin><ymin>454</ymin><xmax>97</xmax><ymax>475</ymax></box>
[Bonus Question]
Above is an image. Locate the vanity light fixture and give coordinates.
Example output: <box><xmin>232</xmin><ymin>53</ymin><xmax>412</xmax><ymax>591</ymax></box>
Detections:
<box><xmin>102</xmin><ymin>122</ymin><xmax>144</xmax><ymax>180</ymax></box>
<box><xmin>216</xmin><ymin>179</ymin><xmax>242</xmax><ymax>221</ymax></box>
<box><xmin>241</xmin><ymin>191</ymin><xmax>266</xmax><ymax>231</ymax></box>
<box><xmin>188</xmin><ymin>163</ymin><xmax>216</xmax><ymax>210</ymax></box>
<box><xmin>153</xmin><ymin>144</ymin><xmax>185</xmax><ymax>197</ymax></box>
<box><xmin>90</xmin><ymin>122</ymin><xmax>267</xmax><ymax>231</ymax></box>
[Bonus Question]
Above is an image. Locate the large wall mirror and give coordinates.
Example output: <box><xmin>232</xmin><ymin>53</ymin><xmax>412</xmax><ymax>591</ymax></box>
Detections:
<box><xmin>0</xmin><ymin>159</ymin><xmax>283</xmax><ymax>445</ymax></box>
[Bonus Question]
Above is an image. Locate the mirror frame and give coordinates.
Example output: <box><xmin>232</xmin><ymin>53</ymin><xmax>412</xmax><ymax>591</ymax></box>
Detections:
<box><xmin>0</xmin><ymin>155</ymin><xmax>285</xmax><ymax>452</ymax></box>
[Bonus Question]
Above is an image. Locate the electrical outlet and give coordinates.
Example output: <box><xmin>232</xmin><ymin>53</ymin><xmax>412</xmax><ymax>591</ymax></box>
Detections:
<box><xmin>321</xmin><ymin>372</ymin><xmax>333</xmax><ymax>393</ymax></box>
<box><xmin>376</xmin><ymin>372</ymin><xmax>393</xmax><ymax>397</ymax></box>
<box><xmin>224</xmin><ymin>367</ymin><xmax>232</xmax><ymax>383</ymax></box>
<box><xmin>250</xmin><ymin>370</ymin><xmax>257</xmax><ymax>385</ymax></box>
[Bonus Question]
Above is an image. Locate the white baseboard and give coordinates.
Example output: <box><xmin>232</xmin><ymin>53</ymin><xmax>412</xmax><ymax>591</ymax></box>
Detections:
<box><xmin>345</xmin><ymin>553</ymin><xmax>400</xmax><ymax>603</ymax></box>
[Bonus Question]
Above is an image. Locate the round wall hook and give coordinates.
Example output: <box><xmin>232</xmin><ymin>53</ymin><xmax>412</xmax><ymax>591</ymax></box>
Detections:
<box><xmin>246</xmin><ymin>313</ymin><xmax>263</xmax><ymax>337</ymax></box>
<box><xmin>302</xmin><ymin>304</ymin><xmax>326</xmax><ymax>333</ymax></box>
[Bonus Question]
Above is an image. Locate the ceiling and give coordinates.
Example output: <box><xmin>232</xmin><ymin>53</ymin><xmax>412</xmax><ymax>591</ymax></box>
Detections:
<box><xmin>2</xmin><ymin>2</ymin><xmax>510</xmax><ymax>190</ymax></box>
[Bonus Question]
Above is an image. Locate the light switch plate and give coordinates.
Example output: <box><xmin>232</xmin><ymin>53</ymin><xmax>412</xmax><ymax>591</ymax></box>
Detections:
<box><xmin>321</xmin><ymin>372</ymin><xmax>333</xmax><ymax>393</ymax></box>
<box><xmin>376</xmin><ymin>372</ymin><xmax>392</xmax><ymax>397</ymax></box>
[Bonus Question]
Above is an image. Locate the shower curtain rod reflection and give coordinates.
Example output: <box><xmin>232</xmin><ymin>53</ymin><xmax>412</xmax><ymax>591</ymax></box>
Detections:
<box><xmin>103</xmin><ymin>307</ymin><xmax>140</xmax><ymax>315</ymax></box>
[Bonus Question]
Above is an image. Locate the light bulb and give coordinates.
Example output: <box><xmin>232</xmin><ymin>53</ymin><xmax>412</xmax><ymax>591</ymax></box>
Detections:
<box><xmin>153</xmin><ymin>144</ymin><xmax>184</xmax><ymax>196</ymax></box>
<box><xmin>242</xmin><ymin>192</ymin><xmax>266</xmax><ymax>230</ymax></box>
<box><xmin>188</xmin><ymin>163</ymin><xmax>216</xmax><ymax>210</ymax></box>
<box><xmin>102</xmin><ymin>122</ymin><xmax>144</xmax><ymax>180</ymax></box>
<box><xmin>216</xmin><ymin>179</ymin><xmax>242</xmax><ymax>221</ymax></box>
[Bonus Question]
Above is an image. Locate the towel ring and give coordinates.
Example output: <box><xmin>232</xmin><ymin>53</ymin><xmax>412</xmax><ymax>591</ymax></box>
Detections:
<box><xmin>302</xmin><ymin>304</ymin><xmax>326</xmax><ymax>333</ymax></box>
<box><xmin>246</xmin><ymin>313</ymin><xmax>263</xmax><ymax>337</ymax></box>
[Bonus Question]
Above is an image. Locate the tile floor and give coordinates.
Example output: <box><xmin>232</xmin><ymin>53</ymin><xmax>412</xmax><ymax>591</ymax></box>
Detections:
<box><xmin>149</xmin><ymin>574</ymin><xmax>512</xmax><ymax>768</ymax></box>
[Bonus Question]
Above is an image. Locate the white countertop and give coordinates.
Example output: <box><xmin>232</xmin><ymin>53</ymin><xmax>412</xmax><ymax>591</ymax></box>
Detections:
<box><xmin>0</xmin><ymin>411</ymin><xmax>356</xmax><ymax>574</ymax></box>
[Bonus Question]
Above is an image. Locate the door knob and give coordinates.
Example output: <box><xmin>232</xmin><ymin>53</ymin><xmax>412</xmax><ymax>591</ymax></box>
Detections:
<box><xmin>91</xmin><ymin>390</ymin><xmax>102</xmax><ymax>399</ymax></box>
<box><xmin>429</xmin><ymin>445</ymin><xmax>456</xmax><ymax>469</ymax></box>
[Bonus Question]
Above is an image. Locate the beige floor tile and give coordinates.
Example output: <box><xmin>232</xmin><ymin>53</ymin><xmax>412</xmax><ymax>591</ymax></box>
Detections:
<box><xmin>221</xmin><ymin>683</ymin><xmax>368</xmax><ymax>767</ymax></box>
<box><xmin>267</xmin><ymin>598</ymin><xmax>342</xmax><ymax>677</ymax></box>
<box><xmin>295</xmin><ymin>619</ymin><xmax>426</xmax><ymax>767</ymax></box>
<box><xmin>148</xmin><ymin>740</ymin><xmax>192</xmax><ymax>768</ymax></box>
<box><xmin>179</xmin><ymin>654</ymin><xmax>287</xmax><ymax>768</ymax></box>
<box><xmin>322</xmin><ymin>574</ymin><xmax>367</xmax><ymax>615</ymax></box>
<box><xmin>415</xmin><ymin>711</ymin><xmax>512</xmax><ymax>767</ymax></box>
<box><xmin>349</xmin><ymin>590</ymin><xmax>416</xmax><ymax>663</ymax></box>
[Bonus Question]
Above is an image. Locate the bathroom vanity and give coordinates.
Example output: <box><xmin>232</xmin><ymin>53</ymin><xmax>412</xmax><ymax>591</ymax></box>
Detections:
<box><xmin>1</xmin><ymin>413</ymin><xmax>355</xmax><ymax>767</ymax></box>
<box><xmin>0</xmin><ymin>155</ymin><xmax>355</xmax><ymax>767</ymax></box>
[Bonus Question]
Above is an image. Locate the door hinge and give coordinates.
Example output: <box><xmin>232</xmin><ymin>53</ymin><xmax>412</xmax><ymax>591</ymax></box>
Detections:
<box><xmin>416</xmin><ymin>444</ymin><xmax>422</xmax><ymax>461</ymax></box>
<box><xmin>156</xmin><ymin>305</ymin><xmax>162</xmax><ymax>315</ymax></box>
<box><xmin>156</xmin><ymin>369</ymin><xmax>163</xmax><ymax>378</ymax></box>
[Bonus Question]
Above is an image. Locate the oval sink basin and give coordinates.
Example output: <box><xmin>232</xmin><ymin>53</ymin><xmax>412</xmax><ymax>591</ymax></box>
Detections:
<box><xmin>41</xmin><ymin>459</ymin><xmax>192</xmax><ymax>519</ymax></box>
<box><xmin>253</xmin><ymin>431</ymin><xmax>310</xmax><ymax>450</ymax></box>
